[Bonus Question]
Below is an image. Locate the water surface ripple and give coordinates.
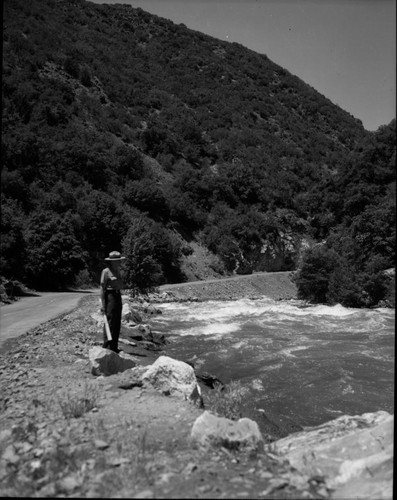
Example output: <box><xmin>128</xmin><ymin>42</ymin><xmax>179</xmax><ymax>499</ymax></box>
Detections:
<box><xmin>150</xmin><ymin>298</ymin><xmax>394</xmax><ymax>429</ymax></box>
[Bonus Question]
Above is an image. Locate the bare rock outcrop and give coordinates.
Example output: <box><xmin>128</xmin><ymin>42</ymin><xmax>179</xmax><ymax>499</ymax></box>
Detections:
<box><xmin>272</xmin><ymin>410</ymin><xmax>393</xmax><ymax>499</ymax></box>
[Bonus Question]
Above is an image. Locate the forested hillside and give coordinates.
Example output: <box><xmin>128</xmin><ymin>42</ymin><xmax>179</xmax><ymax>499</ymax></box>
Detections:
<box><xmin>1</xmin><ymin>0</ymin><xmax>395</xmax><ymax>306</ymax></box>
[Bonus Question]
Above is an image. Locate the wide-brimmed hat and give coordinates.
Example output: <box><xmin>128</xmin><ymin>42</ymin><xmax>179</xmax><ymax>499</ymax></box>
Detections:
<box><xmin>105</xmin><ymin>251</ymin><xmax>126</xmax><ymax>261</ymax></box>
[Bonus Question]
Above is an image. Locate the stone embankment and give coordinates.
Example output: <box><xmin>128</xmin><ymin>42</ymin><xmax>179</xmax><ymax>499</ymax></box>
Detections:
<box><xmin>157</xmin><ymin>271</ymin><xmax>298</xmax><ymax>302</ymax></box>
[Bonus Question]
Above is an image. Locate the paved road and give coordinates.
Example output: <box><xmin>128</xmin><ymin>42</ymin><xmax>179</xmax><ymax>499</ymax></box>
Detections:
<box><xmin>0</xmin><ymin>290</ymin><xmax>97</xmax><ymax>351</ymax></box>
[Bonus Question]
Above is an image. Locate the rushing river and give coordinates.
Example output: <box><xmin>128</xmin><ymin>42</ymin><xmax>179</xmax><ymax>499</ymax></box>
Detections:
<box><xmin>150</xmin><ymin>298</ymin><xmax>394</xmax><ymax>433</ymax></box>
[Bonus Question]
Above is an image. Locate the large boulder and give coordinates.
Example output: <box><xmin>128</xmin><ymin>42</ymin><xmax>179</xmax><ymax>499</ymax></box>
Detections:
<box><xmin>141</xmin><ymin>355</ymin><xmax>199</xmax><ymax>400</ymax></box>
<box><xmin>191</xmin><ymin>411</ymin><xmax>263</xmax><ymax>451</ymax></box>
<box><xmin>272</xmin><ymin>410</ymin><xmax>393</xmax><ymax>499</ymax></box>
<box><xmin>89</xmin><ymin>347</ymin><xmax>136</xmax><ymax>376</ymax></box>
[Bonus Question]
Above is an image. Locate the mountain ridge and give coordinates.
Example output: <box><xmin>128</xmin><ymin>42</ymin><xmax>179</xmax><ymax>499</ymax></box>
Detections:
<box><xmin>1</xmin><ymin>0</ymin><xmax>394</xmax><ymax>308</ymax></box>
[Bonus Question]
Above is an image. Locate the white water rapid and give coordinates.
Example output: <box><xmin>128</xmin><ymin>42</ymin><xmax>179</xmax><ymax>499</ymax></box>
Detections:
<box><xmin>150</xmin><ymin>298</ymin><xmax>394</xmax><ymax>432</ymax></box>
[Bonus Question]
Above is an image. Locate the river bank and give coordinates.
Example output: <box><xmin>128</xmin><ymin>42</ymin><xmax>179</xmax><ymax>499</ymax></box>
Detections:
<box><xmin>0</xmin><ymin>290</ymin><xmax>319</xmax><ymax>499</ymax></box>
<box><xmin>0</xmin><ymin>273</ymin><xmax>311</xmax><ymax>499</ymax></box>
<box><xmin>158</xmin><ymin>271</ymin><xmax>298</xmax><ymax>302</ymax></box>
<box><xmin>0</xmin><ymin>273</ymin><xmax>392</xmax><ymax>498</ymax></box>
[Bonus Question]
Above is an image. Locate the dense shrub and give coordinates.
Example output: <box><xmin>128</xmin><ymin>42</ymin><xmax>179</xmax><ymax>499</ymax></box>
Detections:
<box><xmin>123</xmin><ymin>179</ymin><xmax>169</xmax><ymax>220</ymax></box>
<box><xmin>23</xmin><ymin>210</ymin><xmax>87</xmax><ymax>289</ymax></box>
<box><xmin>295</xmin><ymin>245</ymin><xmax>341</xmax><ymax>304</ymax></box>
<box><xmin>122</xmin><ymin>217</ymin><xmax>183</xmax><ymax>293</ymax></box>
<box><xmin>296</xmin><ymin>244</ymin><xmax>393</xmax><ymax>308</ymax></box>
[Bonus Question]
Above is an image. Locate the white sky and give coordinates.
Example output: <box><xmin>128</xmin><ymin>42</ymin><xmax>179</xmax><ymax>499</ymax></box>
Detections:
<box><xmin>90</xmin><ymin>0</ymin><xmax>396</xmax><ymax>131</ymax></box>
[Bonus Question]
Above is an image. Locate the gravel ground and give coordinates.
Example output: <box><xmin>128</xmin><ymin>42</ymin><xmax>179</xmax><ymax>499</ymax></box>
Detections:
<box><xmin>158</xmin><ymin>271</ymin><xmax>298</xmax><ymax>302</ymax></box>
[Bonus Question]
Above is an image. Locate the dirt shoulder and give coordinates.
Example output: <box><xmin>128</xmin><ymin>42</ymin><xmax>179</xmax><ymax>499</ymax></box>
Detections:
<box><xmin>0</xmin><ymin>275</ymin><xmax>322</xmax><ymax>499</ymax></box>
<box><xmin>0</xmin><ymin>290</ymin><xmax>95</xmax><ymax>351</ymax></box>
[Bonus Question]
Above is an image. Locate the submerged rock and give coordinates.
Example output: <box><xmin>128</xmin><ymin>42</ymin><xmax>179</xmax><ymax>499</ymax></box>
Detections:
<box><xmin>272</xmin><ymin>410</ymin><xmax>393</xmax><ymax>499</ymax></box>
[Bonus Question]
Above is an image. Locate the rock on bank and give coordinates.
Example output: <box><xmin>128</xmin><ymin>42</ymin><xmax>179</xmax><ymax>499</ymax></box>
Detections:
<box><xmin>272</xmin><ymin>410</ymin><xmax>393</xmax><ymax>499</ymax></box>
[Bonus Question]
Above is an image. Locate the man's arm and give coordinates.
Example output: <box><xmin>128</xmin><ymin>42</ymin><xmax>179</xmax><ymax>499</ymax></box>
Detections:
<box><xmin>99</xmin><ymin>269</ymin><xmax>107</xmax><ymax>313</ymax></box>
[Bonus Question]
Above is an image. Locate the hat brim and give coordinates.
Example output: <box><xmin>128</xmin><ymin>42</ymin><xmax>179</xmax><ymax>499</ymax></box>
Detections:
<box><xmin>105</xmin><ymin>257</ymin><xmax>126</xmax><ymax>261</ymax></box>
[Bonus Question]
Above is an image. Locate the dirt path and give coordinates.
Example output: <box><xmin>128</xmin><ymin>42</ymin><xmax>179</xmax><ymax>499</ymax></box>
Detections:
<box><xmin>0</xmin><ymin>290</ymin><xmax>97</xmax><ymax>352</ymax></box>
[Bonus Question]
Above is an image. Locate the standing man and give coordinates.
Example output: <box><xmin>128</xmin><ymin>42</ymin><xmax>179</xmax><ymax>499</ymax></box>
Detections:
<box><xmin>100</xmin><ymin>251</ymin><xmax>125</xmax><ymax>353</ymax></box>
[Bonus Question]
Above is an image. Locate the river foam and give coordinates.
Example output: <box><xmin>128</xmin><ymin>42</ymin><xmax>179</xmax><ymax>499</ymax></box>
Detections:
<box><xmin>151</xmin><ymin>297</ymin><xmax>394</xmax><ymax>428</ymax></box>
